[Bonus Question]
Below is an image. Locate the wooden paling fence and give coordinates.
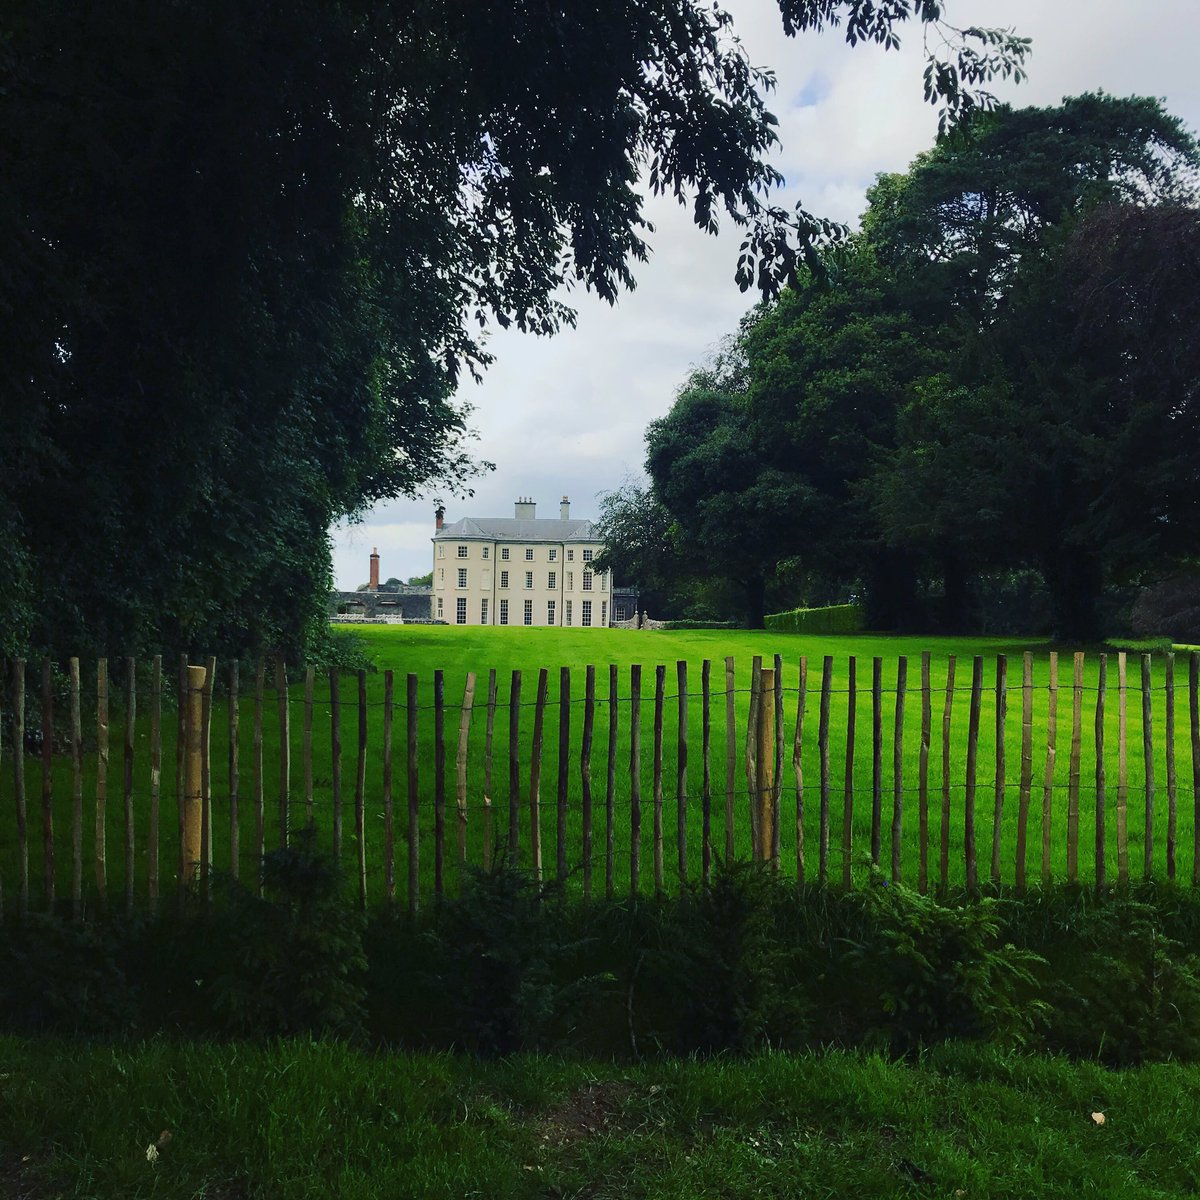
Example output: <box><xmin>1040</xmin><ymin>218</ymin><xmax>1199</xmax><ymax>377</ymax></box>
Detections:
<box><xmin>2</xmin><ymin>650</ymin><xmax>1200</xmax><ymax>920</ymax></box>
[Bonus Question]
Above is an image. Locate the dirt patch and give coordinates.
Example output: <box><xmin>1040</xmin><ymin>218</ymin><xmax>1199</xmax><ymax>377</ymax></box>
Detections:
<box><xmin>0</xmin><ymin>1153</ymin><xmax>67</xmax><ymax>1199</ymax></box>
<box><xmin>538</xmin><ymin>1081</ymin><xmax>634</xmax><ymax>1147</ymax></box>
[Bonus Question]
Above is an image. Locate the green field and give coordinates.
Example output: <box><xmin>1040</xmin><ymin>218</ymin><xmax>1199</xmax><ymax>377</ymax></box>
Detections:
<box><xmin>3</xmin><ymin>1036</ymin><xmax>1200</xmax><ymax>1198</ymax></box>
<box><xmin>4</xmin><ymin>627</ymin><xmax>1199</xmax><ymax>908</ymax></box>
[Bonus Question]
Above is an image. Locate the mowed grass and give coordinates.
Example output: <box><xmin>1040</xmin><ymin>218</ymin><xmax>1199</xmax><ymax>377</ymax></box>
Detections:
<box><xmin>5</xmin><ymin>627</ymin><xmax>1200</xmax><ymax>907</ymax></box>
<box><xmin>4</xmin><ymin>1036</ymin><xmax>1200</xmax><ymax>1198</ymax></box>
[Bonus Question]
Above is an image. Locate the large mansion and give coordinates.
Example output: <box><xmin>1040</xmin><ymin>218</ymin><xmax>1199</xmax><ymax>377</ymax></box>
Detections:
<box><xmin>433</xmin><ymin>496</ymin><xmax>632</xmax><ymax>627</ymax></box>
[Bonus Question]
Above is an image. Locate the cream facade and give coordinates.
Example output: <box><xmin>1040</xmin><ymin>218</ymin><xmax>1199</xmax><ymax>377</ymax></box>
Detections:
<box><xmin>431</xmin><ymin>497</ymin><xmax>614</xmax><ymax>627</ymax></box>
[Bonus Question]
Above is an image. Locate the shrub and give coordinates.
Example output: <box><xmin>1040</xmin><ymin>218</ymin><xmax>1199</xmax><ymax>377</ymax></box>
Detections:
<box><xmin>660</xmin><ymin>619</ymin><xmax>742</xmax><ymax>630</ymax></box>
<box><xmin>204</xmin><ymin>831</ymin><xmax>368</xmax><ymax>1038</ymax></box>
<box><xmin>763</xmin><ymin>603</ymin><xmax>865</xmax><ymax>635</ymax></box>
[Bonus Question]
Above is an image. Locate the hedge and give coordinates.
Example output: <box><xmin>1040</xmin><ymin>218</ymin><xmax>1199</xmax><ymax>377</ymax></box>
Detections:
<box><xmin>763</xmin><ymin>603</ymin><xmax>865</xmax><ymax>635</ymax></box>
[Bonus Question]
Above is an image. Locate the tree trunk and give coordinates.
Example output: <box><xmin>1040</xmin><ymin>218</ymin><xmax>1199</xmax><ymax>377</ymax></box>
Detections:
<box><xmin>743</xmin><ymin>576</ymin><xmax>766</xmax><ymax>630</ymax></box>
<box><xmin>1042</xmin><ymin>551</ymin><xmax>1105</xmax><ymax>643</ymax></box>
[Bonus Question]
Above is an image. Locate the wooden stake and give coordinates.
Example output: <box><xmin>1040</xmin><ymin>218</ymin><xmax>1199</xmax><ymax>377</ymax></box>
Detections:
<box><xmin>529</xmin><ymin>668</ymin><xmax>547</xmax><ymax>882</ymax></box>
<box><xmin>407</xmin><ymin>673</ymin><xmax>419</xmax><ymax>916</ymax></box>
<box><xmin>434</xmin><ymin>669</ymin><xmax>446</xmax><ymax>895</ymax></box>
<box><xmin>11</xmin><ymin>660</ymin><xmax>28</xmax><ymax>916</ymax></box>
<box><xmin>1015</xmin><ymin>654</ymin><xmax>1033</xmax><ymax>891</ymax></box>
<box><xmin>630</xmin><ymin>663</ymin><xmax>642</xmax><ymax>895</ymax></box>
<box><xmin>892</xmin><ymin>656</ymin><xmax>906</xmax><ymax>885</ymax></box>
<box><xmin>818</xmin><ymin>655</ymin><xmax>832</xmax><ymax>885</ymax></box>
<box><xmin>582</xmin><ymin>665</ymin><xmax>595</xmax><ymax>899</ymax></box>
<box><xmin>606</xmin><ymin>663</ymin><xmax>618</xmax><ymax>898</ymax></box>
<box><xmin>871</xmin><ymin>656</ymin><xmax>882</xmax><ymax>868</ymax></box>
<box><xmin>201</xmin><ymin>656</ymin><xmax>215</xmax><ymax>892</ymax></box>
<box><xmin>276</xmin><ymin>657</ymin><xmax>290</xmax><ymax>849</ymax></box>
<box><xmin>508</xmin><ymin>670</ymin><xmax>522</xmax><ymax>865</ymax></box>
<box><xmin>757</xmin><ymin>667</ymin><xmax>776</xmax><ymax>864</ymax></box>
<box><xmin>1166</xmin><ymin>653</ymin><xmax>1177</xmax><ymax>881</ymax></box>
<box><xmin>940</xmin><ymin>655</ymin><xmax>956</xmax><ymax>894</ymax></box>
<box><xmin>676</xmin><ymin>660</ymin><xmax>688</xmax><ymax>886</ymax></box>
<box><xmin>228</xmin><ymin>663</ymin><xmax>239</xmax><ymax>881</ymax></box>
<box><xmin>991</xmin><ymin>655</ymin><xmax>1006</xmax><ymax>886</ymax></box>
<box><xmin>918</xmin><ymin>652</ymin><xmax>931</xmax><ymax>894</ymax></box>
<box><xmin>69</xmin><ymin>658</ymin><xmax>82</xmax><ymax>920</ymax></box>
<box><xmin>182</xmin><ymin>664</ymin><xmax>205</xmax><ymax>880</ymax></box>
<box><xmin>965</xmin><ymin>656</ymin><xmax>983</xmax><ymax>892</ymax></box>
<box><xmin>356</xmin><ymin>669</ymin><xmax>368</xmax><ymax>908</ymax></box>
<box><xmin>95</xmin><ymin>658</ymin><xmax>107</xmax><ymax>905</ymax></box>
<box><xmin>794</xmin><ymin>657</ymin><xmax>808</xmax><ymax>885</ymax></box>
<box><xmin>1067</xmin><ymin>652</ymin><xmax>1084</xmax><ymax>883</ymax></box>
<box><xmin>148</xmin><ymin>656</ymin><xmax>162</xmax><ymax>910</ymax></box>
<box><xmin>456</xmin><ymin>672</ymin><xmax>476</xmax><ymax>868</ymax></box>
<box><xmin>1042</xmin><ymin>652</ymin><xmax>1059</xmax><ymax>884</ymax></box>
<box><xmin>1192</xmin><ymin>653</ymin><xmax>1200</xmax><ymax>887</ymax></box>
<box><xmin>176</xmin><ymin>654</ymin><xmax>186</xmax><ymax>890</ymax></box>
<box><xmin>702</xmin><ymin>659</ymin><xmax>712</xmax><ymax>887</ymax></box>
<box><xmin>254</xmin><ymin>662</ymin><xmax>265</xmax><ymax>888</ymax></box>
<box><xmin>653</xmin><ymin>663</ymin><xmax>665</xmax><ymax>893</ymax></box>
<box><xmin>557</xmin><ymin>667</ymin><xmax>570</xmax><ymax>885</ymax></box>
<box><xmin>329</xmin><ymin>667</ymin><xmax>341</xmax><ymax>862</ymax></box>
<box><xmin>383</xmin><ymin>670</ymin><xmax>394</xmax><ymax>904</ymax></box>
<box><xmin>745</xmin><ymin>657</ymin><xmax>760</xmax><ymax>855</ymax></box>
<box><xmin>1142</xmin><ymin>654</ymin><xmax>1155</xmax><ymax>881</ymax></box>
<box><xmin>41</xmin><ymin>660</ymin><xmax>55</xmax><ymax>910</ymax></box>
<box><xmin>484</xmin><ymin>669</ymin><xmax>497</xmax><ymax>872</ymax></box>
<box><xmin>842</xmin><ymin>656</ymin><xmax>857</xmax><ymax>890</ymax></box>
<box><xmin>303</xmin><ymin>667</ymin><xmax>314</xmax><ymax>827</ymax></box>
<box><xmin>1117</xmin><ymin>652</ymin><xmax>1129</xmax><ymax>883</ymax></box>
<box><xmin>773</xmin><ymin>653</ymin><xmax>784</xmax><ymax>867</ymax></box>
<box><xmin>724</xmin><ymin>656</ymin><xmax>736</xmax><ymax>862</ymax></box>
<box><xmin>1096</xmin><ymin>654</ymin><xmax>1107</xmax><ymax>888</ymax></box>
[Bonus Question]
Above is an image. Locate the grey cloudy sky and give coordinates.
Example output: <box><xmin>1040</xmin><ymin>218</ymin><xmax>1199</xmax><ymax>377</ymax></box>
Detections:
<box><xmin>331</xmin><ymin>0</ymin><xmax>1200</xmax><ymax>588</ymax></box>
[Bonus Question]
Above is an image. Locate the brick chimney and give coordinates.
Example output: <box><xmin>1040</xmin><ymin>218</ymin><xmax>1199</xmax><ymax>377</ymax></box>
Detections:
<box><xmin>515</xmin><ymin>496</ymin><xmax>536</xmax><ymax>519</ymax></box>
<box><xmin>369</xmin><ymin>547</ymin><xmax>380</xmax><ymax>591</ymax></box>
<box><xmin>560</xmin><ymin>495</ymin><xmax>570</xmax><ymax>520</ymax></box>
<box><xmin>434</xmin><ymin>503</ymin><xmax>445</xmax><ymax>531</ymax></box>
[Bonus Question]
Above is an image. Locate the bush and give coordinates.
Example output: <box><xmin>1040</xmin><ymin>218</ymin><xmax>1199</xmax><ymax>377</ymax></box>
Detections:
<box><xmin>417</xmin><ymin>865</ymin><xmax>606</xmax><ymax>1055</ymax></box>
<box><xmin>204</xmin><ymin>831</ymin><xmax>368</xmax><ymax>1038</ymax></box>
<box><xmin>660</xmin><ymin>619</ymin><xmax>742</xmax><ymax>630</ymax></box>
<box><xmin>1131</xmin><ymin>571</ymin><xmax>1200</xmax><ymax>643</ymax></box>
<box><xmin>763</xmin><ymin>603</ymin><xmax>865</xmax><ymax>635</ymax></box>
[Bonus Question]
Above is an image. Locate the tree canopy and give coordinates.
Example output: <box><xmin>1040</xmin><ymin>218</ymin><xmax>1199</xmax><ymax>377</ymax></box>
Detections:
<box><xmin>611</xmin><ymin>94</ymin><xmax>1200</xmax><ymax>636</ymax></box>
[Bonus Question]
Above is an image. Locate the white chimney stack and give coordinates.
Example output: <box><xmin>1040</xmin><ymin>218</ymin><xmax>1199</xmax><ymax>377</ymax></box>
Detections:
<box><xmin>515</xmin><ymin>496</ymin><xmax>536</xmax><ymax>519</ymax></box>
<box><xmin>560</xmin><ymin>495</ymin><xmax>570</xmax><ymax>520</ymax></box>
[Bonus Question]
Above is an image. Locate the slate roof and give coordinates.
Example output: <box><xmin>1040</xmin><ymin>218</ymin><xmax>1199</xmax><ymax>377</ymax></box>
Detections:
<box><xmin>434</xmin><ymin>517</ymin><xmax>599</xmax><ymax>543</ymax></box>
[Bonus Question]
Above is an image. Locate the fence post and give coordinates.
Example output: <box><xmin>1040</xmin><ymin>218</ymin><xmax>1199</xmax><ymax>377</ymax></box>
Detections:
<box><xmin>182</xmin><ymin>664</ymin><xmax>207</xmax><ymax>881</ymax></box>
<box><xmin>756</xmin><ymin>666</ymin><xmax>776</xmax><ymax>866</ymax></box>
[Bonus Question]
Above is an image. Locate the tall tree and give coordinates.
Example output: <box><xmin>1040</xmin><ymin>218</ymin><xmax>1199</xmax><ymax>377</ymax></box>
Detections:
<box><xmin>0</xmin><ymin>1</ymin><xmax>1027</xmax><ymax>653</ymax></box>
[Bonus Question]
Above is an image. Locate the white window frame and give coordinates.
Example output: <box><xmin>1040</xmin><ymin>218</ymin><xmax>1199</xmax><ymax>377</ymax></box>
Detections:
<box><xmin>482</xmin><ymin>546</ymin><xmax>490</xmax><ymax>559</ymax></box>
<box><xmin>501</xmin><ymin>547</ymin><xmax>510</xmax><ymax>560</ymax></box>
<box><xmin>525</xmin><ymin>548</ymin><xmax>534</xmax><ymax>561</ymax></box>
<box><xmin>481</xmin><ymin>597</ymin><xmax>489</xmax><ymax>624</ymax></box>
<box><xmin>456</xmin><ymin>596</ymin><xmax>467</xmax><ymax>624</ymax></box>
<box><xmin>436</xmin><ymin>597</ymin><xmax>444</xmax><ymax>618</ymax></box>
<box><xmin>581</xmin><ymin>599</ymin><xmax>592</xmax><ymax>627</ymax></box>
<box><xmin>601</xmin><ymin>600</ymin><xmax>607</xmax><ymax>627</ymax></box>
<box><xmin>548</xmin><ymin>571</ymin><xmax>556</xmax><ymax>590</ymax></box>
<box><xmin>499</xmin><ymin>599</ymin><xmax>509</xmax><ymax>625</ymax></box>
<box><xmin>500</xmin><ymin>570</ymin><xmax>509</xmax><ymax>589</ymax></box>
<box><xmin>567</xmin><ymin>549</ymin><xmax>574</xmax><ymax>561</ymax></box>
<box><xmin>583</xmin><ymin>549</ymin><xmax>594</xmax><ymax>562</ymax></box>
<box><xmin>457</xmin><ymin>545</ymin><xmax>468</xmax><ymax>558</ymax></box>
<box><xmin>457</xmin><ymin>567</ymin><xmax>467</xmax><ymax>588</ymax></box>
<box><xmin>547</xmin><ymin>600</ymin><xmax>556</xmax><ymax>626</ymax></box>
<box><xmin>523</xmin><ymin>599</ymin><xmax>533</xmax><ymax>626</ymax></box>
<box><xmin>438</xmin><ymin>544</ymin><xmax>445</xmax><ymax>558</ymax></box>
<box><xmin>582</xmin><ymin>570</ymin><xmax>593</xmax><ymax>591</ymax></box>
<box><xmin>549</xmin><ymin>548</ymin><xmax>557</xmax><ymax>562</ymax></box>
<box><xmin>524</xmin><ymin>571</ymin><xmax>533</xmax><ymax>589</ymax></box>
<box><xmin>566</xmin><ymin>571</ymin><xmax>573</xmax><ymax>591</ymax></box>
<box><xmin>565</xmin><ymin>600</ymin><xmax>573</xmax><ymax>627</ymax></box>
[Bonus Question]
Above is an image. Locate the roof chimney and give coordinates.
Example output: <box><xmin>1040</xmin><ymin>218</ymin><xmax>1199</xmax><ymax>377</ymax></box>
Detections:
<box><xmin>515</xmin><ymin>496</ymin><xmax>536</xmax><ymax>519</ymax></box>
<box><xmin>560</xmin><ymin>495</ymin><xmax>570</xmax><ymax>520</ymax></box>
<box><xmin>369</xmin><ymin>547</ymin><xmax>380</xmax><ymax>592</ymax></box>
<box><xmin>434</xmin><ymin>503</ymin><xmax>445</xmax><ymax>531</ymax></box>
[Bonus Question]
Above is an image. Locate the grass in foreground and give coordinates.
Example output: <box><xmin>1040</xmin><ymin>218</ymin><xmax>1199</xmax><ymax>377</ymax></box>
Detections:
<box><xmin>3</xmin><ymin>1038</ymin><xmax>1200</xmax><ymax>1198</ymax></box>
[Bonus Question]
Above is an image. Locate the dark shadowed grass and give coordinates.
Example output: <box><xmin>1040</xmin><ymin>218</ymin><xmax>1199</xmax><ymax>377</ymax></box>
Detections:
<box><xmin>3</xmin><ymin>1037</ymin><xmax>1200</xmax><ymax>1198</ymax></box>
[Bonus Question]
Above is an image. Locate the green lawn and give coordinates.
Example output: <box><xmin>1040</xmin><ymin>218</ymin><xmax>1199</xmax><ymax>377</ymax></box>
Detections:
<box><xmin>3</xmin><ymin>1037</ymin><xmax>1200</xmax><ymax>1198</ymax></box>
<box><xmin>4</xmin><ymin>627</ymin><xmax>1199</xmax><ymax>908</ymax></box>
